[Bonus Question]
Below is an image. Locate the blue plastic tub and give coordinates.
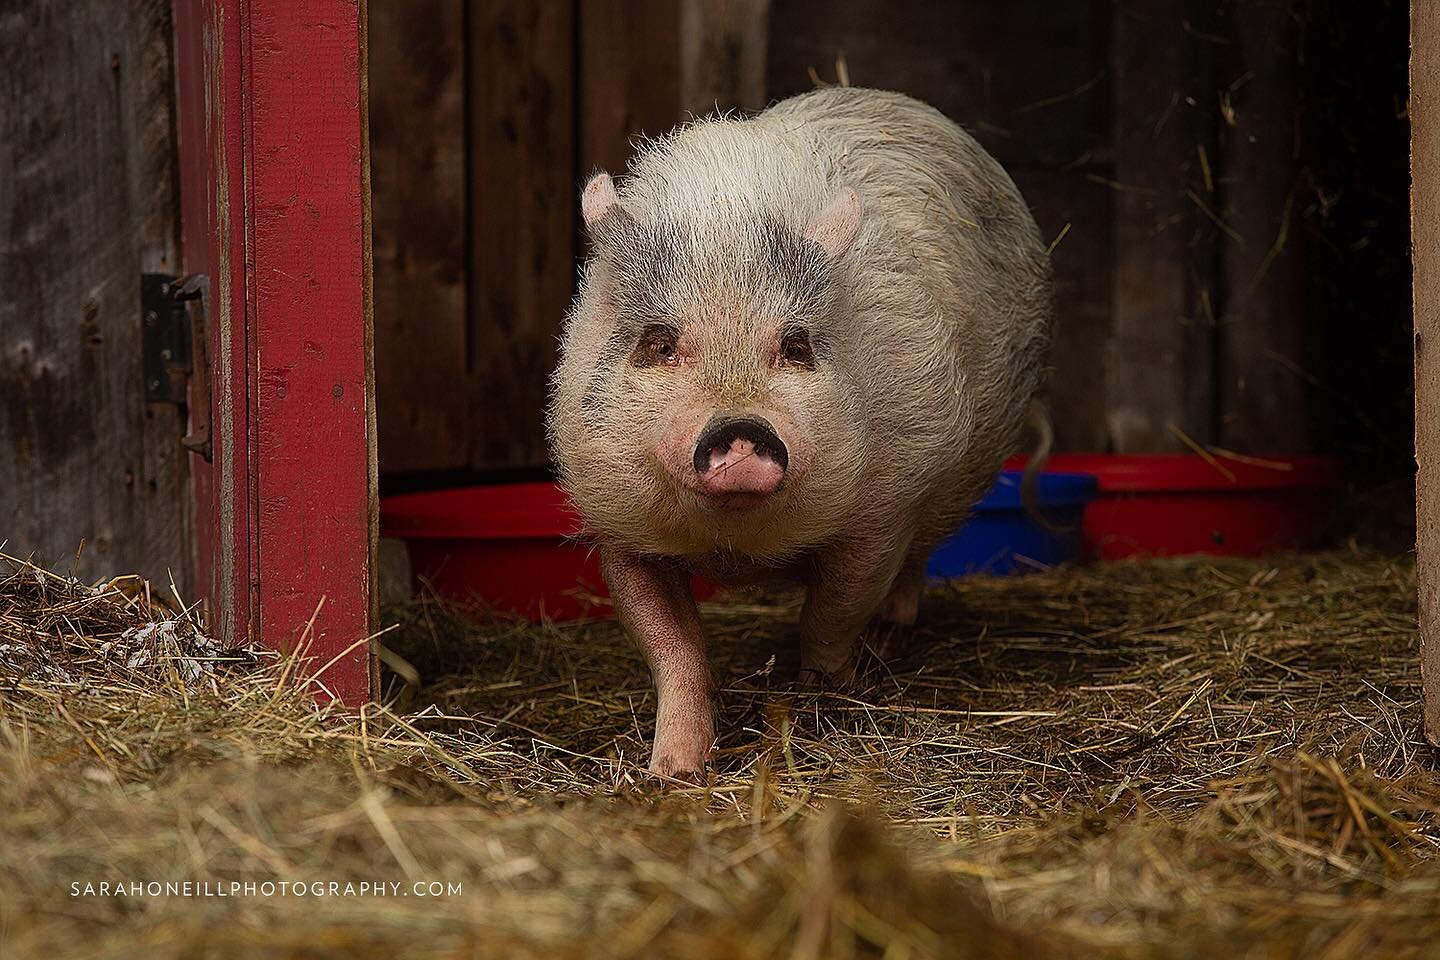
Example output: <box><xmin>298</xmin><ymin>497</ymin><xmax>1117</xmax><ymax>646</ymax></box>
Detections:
<box><xmin>926</xmin><ymin>471</ymin><xmax>1099</xmax><ymax>578</ymax></box>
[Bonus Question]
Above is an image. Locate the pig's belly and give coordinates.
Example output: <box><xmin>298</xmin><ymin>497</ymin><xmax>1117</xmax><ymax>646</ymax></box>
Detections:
<box><xmin>684</xmin><ymin>554</ymin><xmax>809</xmax><ymax>589</ymax></box>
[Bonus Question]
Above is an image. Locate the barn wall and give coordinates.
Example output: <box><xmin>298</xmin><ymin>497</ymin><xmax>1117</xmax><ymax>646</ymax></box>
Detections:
<box><xmin>767</xmin><ymin>0</ymin><xmax>1117</xmax><ymax>452</ymax></box>
<box><xmin>368</xmin><ymin>0</ymin><xmax>469</xmax><ymax>475</ymax></box>
<box><xmin>1105</xmin><ymin>2</ymin><xmax>1223</xmax><ymax>453</ymax></box>
<box><xmin>0</xmin><ymin>0</ymin><xmax>192</xmax><ymax>590</ymax></box>
<box><xmin>371</xmin><ymin>0</ymin><xmax>766</xmax><ymax>477</ymax></box>
<box><xmin>1218</xmin><ymin>1</ymin><xmax>1321</xmax><ymax>453</ymax></box>
<box><xmin>0</xmin><ymin>2</ymin><xmax>1400</xmax><ymax>584</ymax></box>
<box><xmin>768</xmin><ymin>0</ymin><xmax>1328</xmax><ymax>456</ymax></box>
<box><xmin>372</xmin><ymin>0</ymin><xmax>1346</xmax><ymax>476</ymax></box>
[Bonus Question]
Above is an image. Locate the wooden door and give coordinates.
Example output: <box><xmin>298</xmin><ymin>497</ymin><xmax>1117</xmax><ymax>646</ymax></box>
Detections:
<box><xmin>0</xmin><ymin>1</ymin><xmax>192</xmax><ymax>591</ymax></box>
<box><xmin>173</xmin><ymin>0</ymin><xmax>377</xmax><ymax>702</ymax></box>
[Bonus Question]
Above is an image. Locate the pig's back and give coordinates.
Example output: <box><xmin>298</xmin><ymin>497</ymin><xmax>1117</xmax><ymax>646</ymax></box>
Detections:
<box><xmin>759</xmin><ymin>87</ymin><xmax>1051</xmax><ymax>529</ymax></box>
<box><xmin>758</xmin><ymin>86</ymin><xmax>1048</xmax><ymax>352</ymax></box>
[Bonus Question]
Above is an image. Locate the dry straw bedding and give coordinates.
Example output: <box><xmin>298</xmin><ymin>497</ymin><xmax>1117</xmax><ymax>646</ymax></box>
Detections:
<box><xmin>0</xmin><ymin>549</ymin><xmax>1437</xmax><ymax>958</ymax></box>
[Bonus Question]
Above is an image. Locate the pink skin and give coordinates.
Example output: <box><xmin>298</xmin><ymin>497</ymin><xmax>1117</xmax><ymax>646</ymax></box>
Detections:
<box><xmin>606</xmin><ymin>536</ymin><xmax>922</xmax><ymax>780</ymax></box>
<box><xmin>601</xmin><ymin>549</ymin><xmax>714</xmax><ymax>781</ymax></box>
<box><xmin>654</xmin><ymin>403</ymin><xmax>814</xmax><ymax>511</ymax></box>
<box><xmin>701</xmin><ymin>437</ymin><xmax>784</xmax><ymax>497</ymax></box>
<box><xmin>611</xmin><ymin>394</ymin><xmax>825</xmax><ymax>777</ymax></box>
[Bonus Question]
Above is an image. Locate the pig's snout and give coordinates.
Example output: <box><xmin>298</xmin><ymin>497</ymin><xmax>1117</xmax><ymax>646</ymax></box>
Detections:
<box><xmin>692</xmin><ymin>415</ymin><xmax>788</xmax><ymax>500</ymax></box>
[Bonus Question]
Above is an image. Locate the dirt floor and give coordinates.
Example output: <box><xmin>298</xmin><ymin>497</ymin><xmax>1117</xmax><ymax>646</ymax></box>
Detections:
<box><xmin>1</xmin><ymin>550</ymin><xmax>1437</xmax><ymax>958</ymax></box>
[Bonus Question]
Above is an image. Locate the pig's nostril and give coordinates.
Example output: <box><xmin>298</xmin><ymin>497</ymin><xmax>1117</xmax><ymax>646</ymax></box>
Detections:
<box><xmin>692</xmin><ymin>415</ymin><xmax>789</xmax><ymax>475</ymax></box>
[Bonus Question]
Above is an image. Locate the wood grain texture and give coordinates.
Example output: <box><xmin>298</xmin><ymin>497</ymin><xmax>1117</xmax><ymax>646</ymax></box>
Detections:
<box><xmin>360</xmin><ymin>0</ymin><xmax>380</xmax><ymax>698</ymax></box>
<box><xmin>247</xmin><ymin>0</ymin><xmax>375</xmax><ymax>702</ymax></box>
<box><xmin>1218</xmin><ymin>0</ymin><xmax>1318</xmax><ymax>453</ymax></box>
<box><xmin>766</xmin><ymin>0</ymin><xmax>1112</xmax><ymax>451</ymax></box>
<box><xmin>681</xmin><ymin>0</ymin><xmax>770</xmax><ymax>114</ymax></box>
<box><xmin>174</xmin><ymin>0</ymin><xmax>256</xmax><ymax>648</ymax></box>
<box><xmin>1412</xmin><ymin>0</ymin><xmax>1440</xmax><ymax>746</ymax></box>
<box><xmin>766</xmin><ymin>0</ymin><xmax>1111</xmax><ymax>169</ymax></box>
<box><xmin>1107</xmin><ymin>1</ymin><xmax>1222</xmax><ymax>451</ymax></box>
<box><xmin>369</xmin><ymin>0</ymin><xmax>469</xmax><ymax>473</ymax></box>
<box><xmin>1014</xmin><ymin>169</ymin><xmax>1113</xmax><ymax>451</ymax></box>
<box><xmin>466</xmin><ymin>0</ymin><xmax>576</xmax><ymax>468</ymax></box>
<box><xmin>580</xmin><ymin>0</ymin><xmax>684</xmax><ymax>177</ymax></box>
<box><xmin>0</xmin><ymin>0</ymin><xmax>191</xmax><ymax>591</ymax></box>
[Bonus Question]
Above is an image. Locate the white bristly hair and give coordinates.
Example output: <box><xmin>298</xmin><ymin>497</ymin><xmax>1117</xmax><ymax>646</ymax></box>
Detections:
<box><xmin>548</xmin><ymin>87</ymin><xmax>1050</xmax><ymax>577</ymax></box>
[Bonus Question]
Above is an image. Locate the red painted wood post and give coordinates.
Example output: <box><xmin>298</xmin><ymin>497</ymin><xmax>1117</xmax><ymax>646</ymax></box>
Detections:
<box><xmin>173</xmin><ymin>0</ymin><xmax>257</xmax><ymax>655</ymax></box>
<box><xmin>173</xmin><ymin>0</ymin><xmax>377</xmax><ymax>703</ymax></box>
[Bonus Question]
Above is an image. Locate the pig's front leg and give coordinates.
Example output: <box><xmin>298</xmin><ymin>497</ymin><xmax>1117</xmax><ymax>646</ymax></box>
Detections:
<box><xmin>799</xmin><ymin>539</ymin><xmax>906</xmax><ymax>686</ymax></box>
<box><xmin>600</xmin><ymin>549</ymin><xmax>714</xmax><ymax>781</ymax></box>
<box><xmin>870</xmin><ymin>552</ymin><xmax>926</xmax><ymax>661</ymax></box>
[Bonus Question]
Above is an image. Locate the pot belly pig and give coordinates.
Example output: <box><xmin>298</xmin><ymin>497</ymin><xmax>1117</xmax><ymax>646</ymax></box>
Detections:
<box><xmin>548</xmin><ymin>87</ymin><xmax>1051</xmax><ymax>780</ymax></box>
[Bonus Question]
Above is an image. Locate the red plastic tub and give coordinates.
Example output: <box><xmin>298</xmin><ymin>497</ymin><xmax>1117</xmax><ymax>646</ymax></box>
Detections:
<box><xmin>380</xmin><ymin>482</ymin><xmax>712</xmax><ymax>621</ymax></box>
<box><xmin>383</xmin><ymin>455</ymin><xmax>1341</xmax><ymax>616</ymax></box>
<box><xmin>380</xmin><ymin>483</ymin><xmax>604</xmax><ymax>620</ymax></box>
<box><xmin>1004</xmin><ymin>453</ymin><xmax>1341</xmax><ymax>560</ymax></box>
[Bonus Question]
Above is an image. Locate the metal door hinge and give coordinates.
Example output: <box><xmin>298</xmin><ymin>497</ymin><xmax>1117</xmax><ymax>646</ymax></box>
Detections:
<box><xmin>141</xmin><ymin>273</ymin><xmax>192</xmax><ymax>404</ymax></box>
<box><xmin>141</xmin><ymin>272</ymin><xmax>212</xmax><ymax>462</ymax></box>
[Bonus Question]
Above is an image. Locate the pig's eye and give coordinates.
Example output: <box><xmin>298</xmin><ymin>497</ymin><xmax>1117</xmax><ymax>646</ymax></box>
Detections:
<box><xmin>632</xmin><ymin>325</ymin><xmax>681</xmax><ymax>367</ymax></box>
<box><xmin>779</xmin><ymin>329</ymin><xmax>815</xmax><ymax>369</ymax></box>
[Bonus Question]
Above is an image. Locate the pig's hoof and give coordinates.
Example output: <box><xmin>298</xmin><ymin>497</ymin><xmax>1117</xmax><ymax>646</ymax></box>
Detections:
<box><xmin>648</xmin><ymin>752</ymin><xmax>708</xmax><ymax>785</ymax></box>
<box><xmin>866</xmin><ymin>617</ymin><xmax>913</xmax><ymax>662</ymax></box>
<box><xmin>795</xmin><ymin>667</ymin><xmax>826</xmax><ymax>692</ymax></box>
<box><xmin>796</xmin><ymin>659</ymin><xmax>857</xmax><ymax>692</ymax></box>
<box><xmin>648</xmin><ymin>729</ymin><xmax>713</xmax><ymax>785</ymax></box>
<box><xmin>651</xmin><ymin>762</ymin><xmax>705</xmax><ymax>785</ymax></box>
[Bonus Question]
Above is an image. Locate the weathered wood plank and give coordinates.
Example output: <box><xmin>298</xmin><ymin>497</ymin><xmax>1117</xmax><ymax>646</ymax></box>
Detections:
<box><xmin>369</xmin><ymin>0</ymin><xmax>469</xmax><ymax>473</ymax></box>
<box><xmin>1412</xmin><ymin>0</ymin><xmax>1440</xmax><ymax>746</ymax></box>
<box><xmin>0</xmin><ymin>0</ymin><xmax>191</xmax><ymax>591</ymax></box>
<box><xmin>1106</xmin><ymin>1</ymin><xmax>1222</xmax><ymax>451</ymax></box>
<box><xmin>681</xmin><ymin>0</ymin><xmax>770</xmax><ymax>115</ymax></box>
<box><xmin>1012</xmin><ymin>169</ymin><xmax>1113</xmax><ymax>451</ymax></box>
<box><xmin>1218</xmin><ymin>0</ymin><xmax>1317</xmax><ymax>453</ymax></box>
<box><xmin>361</xmin><ymin>0</ymin><xmax>381</xmax><ymax>670</ymax></box>
<box><xmin>766</xmin><ymin>0</ymin><xmax>1111</xmax><ymax>169</ymax></box>
<box><xmin>465</xmin><ymin>0</ymin><xmax>576</xmax><ymax>468</ymax></box>
<box><xmin>247</xmin><ymin>0</ymin><xmax>375</xmax><ymax>702</ymax></box>
<box><xmin>127</xmin><ymin>0</ymin><xmax>194</xmax><ymax>599</ymax></box>
<box><xmin>580</xmin><ymin>0</ymin><xmax>683</xmax><ymax>177</ymax></box>
<box><xmin>174</xmin><ymin>0</ymin><xmax>256</xmax><ymax>647</ymax></box>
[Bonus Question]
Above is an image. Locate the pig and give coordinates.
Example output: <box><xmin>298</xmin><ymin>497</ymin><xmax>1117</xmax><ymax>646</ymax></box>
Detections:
<box><xmin>547</xmin><ymin>86</ymin><xmax>1051</xmax><ymax>781</ymax></box>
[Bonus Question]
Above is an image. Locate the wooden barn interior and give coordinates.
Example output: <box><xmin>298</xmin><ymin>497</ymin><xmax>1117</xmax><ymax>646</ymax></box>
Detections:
<box><xmin>368</xmin><ymin>0</ymin><xmax>1413</xmax><ymax>524</ymax></box>
<box><xmin>9</xmin><ymin>4</ymin><xmax>1440</xmax><ymax>949</ymax></box>
<box><xmin>0</xmin><ymin>0</ymin><xmax>1414</xmax><ymax>594</ymax></box>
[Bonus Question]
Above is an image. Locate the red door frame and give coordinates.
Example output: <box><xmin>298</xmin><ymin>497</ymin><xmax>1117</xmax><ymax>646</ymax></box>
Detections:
<box><xmin>172</xmin><ymin>0</ymin><xmax>377</xmax><ymax>702</ymax></box>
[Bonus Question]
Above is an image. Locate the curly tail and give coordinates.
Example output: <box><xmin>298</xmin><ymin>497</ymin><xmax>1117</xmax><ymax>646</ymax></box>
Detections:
<box><xmin>1019</xmin><ymin>400</ymin><xmax>1063</xmax><ymax>532</ymax></box>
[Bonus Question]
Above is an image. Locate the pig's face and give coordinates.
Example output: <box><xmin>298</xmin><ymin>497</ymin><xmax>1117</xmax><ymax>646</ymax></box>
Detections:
<box><xmin>549</xmin><ymin>175</ymin><xmax>869</xmax><ymax>562</ymax></box>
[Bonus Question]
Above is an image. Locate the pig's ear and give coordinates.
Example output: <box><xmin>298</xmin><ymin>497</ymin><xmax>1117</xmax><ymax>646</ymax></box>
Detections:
<box><xmin>804</xmin><ymin>187</ymin><xmax>862</xmax><ymax>260</ymax></box>
<box><xmin>581</xmin><ymin>172</ymin><xmax>631</xmax><ymax>235</ymax></box>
